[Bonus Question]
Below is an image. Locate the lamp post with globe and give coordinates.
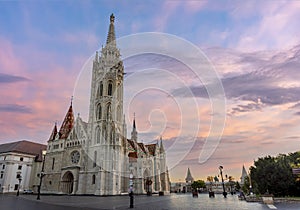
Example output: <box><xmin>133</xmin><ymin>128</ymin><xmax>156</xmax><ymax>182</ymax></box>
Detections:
<box><xmin>37</xmin><ymin>150</ymin><xmax>47</xmax><ymax>200</ymax></box>
<box><xmin>219</xmin><ymin>166</ymin><xmax>227</xmax><ymax>198</ymax></box>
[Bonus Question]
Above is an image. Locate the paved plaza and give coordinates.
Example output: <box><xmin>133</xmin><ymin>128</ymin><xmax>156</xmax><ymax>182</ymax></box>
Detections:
<box><xmin>1</xmin><ymin>193</ymin><xmax>300</xmax><ymax>210</ymax></box>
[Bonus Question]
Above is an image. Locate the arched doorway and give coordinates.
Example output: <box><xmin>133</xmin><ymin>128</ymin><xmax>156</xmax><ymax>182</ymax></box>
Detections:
<box><xmin>143</xmin><ymin>169</ymin><xmax>152</xmax><ymax>194</ymax></box>
<box><xmin>61</xmin><ymin>171</ymin><xmax>74</xmax><ymax>194</ymax></box>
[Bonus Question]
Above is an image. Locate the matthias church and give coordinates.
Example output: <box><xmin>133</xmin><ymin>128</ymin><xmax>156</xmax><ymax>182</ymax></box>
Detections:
<box><xmin>42</xmin><ymin>14</ymin><xmax>170</xmax><ymax>195</ymax></box>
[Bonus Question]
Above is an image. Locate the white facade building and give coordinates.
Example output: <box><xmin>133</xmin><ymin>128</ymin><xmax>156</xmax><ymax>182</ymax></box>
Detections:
<box><xmin>0</xmin><ymin>140</ymin><xmax>46</xmax><ymax>193</ymax></box>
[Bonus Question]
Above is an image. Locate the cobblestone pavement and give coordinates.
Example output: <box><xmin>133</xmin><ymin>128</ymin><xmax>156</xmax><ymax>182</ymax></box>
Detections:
<box><xmin>1</xmin><ymin>193</ymin><xmax>300</xmax><ymax>210</ymax></box>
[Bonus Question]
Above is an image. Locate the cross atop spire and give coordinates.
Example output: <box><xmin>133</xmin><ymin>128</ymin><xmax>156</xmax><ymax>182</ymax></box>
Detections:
<box><xmin>110</xmin><ymin>13</ymin><xmax>115</xmax><ymax>23</ymax></box>
<box><xmin>106</xmin><ymin>13</ymin><xmax>116</xmax><ymax>46</ymax></box>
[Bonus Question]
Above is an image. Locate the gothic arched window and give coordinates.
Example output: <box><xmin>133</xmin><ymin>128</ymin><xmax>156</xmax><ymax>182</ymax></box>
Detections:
<box><xmin>100</xmin><ymin>82</ymin><xmax>103</xmax><ymax>97</ymax></box>
<box><xmin>93</xmin><ymin>151</ymin><xmax>97</xmax><ymax>168</ymax></box>
<box><xmin>106</xmin><ymin>103</ymin><xmax>111</xmax><ymax>120</ymax></box>
<box><xmin>97</xmin><ymin>104</ymin><xmax>102</xmax><ymax>120</ymax></box>
<box><xmin>102</xmin><ymin>124</ymin><xmax>106</xmax><ymax>142</ymax></box>
<box><xmin>92</xmin><ymin>174</ymin><xmax>95</xmax><ymax>184</ymax></box>
<box><xmin>108</xmin><ymin>82</ymin><xmax>113</xmax><ymax>96</ymax></box>
<box><xmin>96</xmin><ymin>126</ymin><xmax>101</xmax><ymax>144</ymax></box>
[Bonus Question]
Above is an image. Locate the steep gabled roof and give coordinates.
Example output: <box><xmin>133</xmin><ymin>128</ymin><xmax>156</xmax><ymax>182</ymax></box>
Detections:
<box><xmin>0</xmin><ymin>140</ymin><xmax>47</xmax><ymax>161</ymax></box>
<box><xmin>146</xmin><ymin>144</ymin><xmax>157</xmax><ymax>156</ymax></box>
<box><xmin>127</xmin><ymin>139</ymin><xmax>136</xmax><ymax>151</ymax></box>
<box><xmin>48</xmin><ymin>123</ymin><xmax>57</xmax><ymax>141</ymax></box>
<box><xmin>59</xmin><ymin>104</ymin><xmax>74</xmax><ymax>139</ymax></box>
<box><xmin>137</xmin><ymin>143</ymin><xmax>147</xmax><ymax>154</ymax></box>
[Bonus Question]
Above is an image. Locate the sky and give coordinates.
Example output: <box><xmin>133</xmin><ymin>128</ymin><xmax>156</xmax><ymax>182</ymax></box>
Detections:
<box><xmin>1</xmin><ymin>0</ymin><xmax>300</xmax><ymax>182</ymax></box>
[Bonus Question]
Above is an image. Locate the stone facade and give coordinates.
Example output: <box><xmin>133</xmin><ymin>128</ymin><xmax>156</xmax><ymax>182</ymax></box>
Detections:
<box><xmin>42</xmin><ymin>14</ymin><xmax>170</xmax><ymax>195</ymax></box>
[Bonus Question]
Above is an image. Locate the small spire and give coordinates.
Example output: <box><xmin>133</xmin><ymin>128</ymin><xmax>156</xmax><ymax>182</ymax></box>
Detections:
<box><xmin>241</xmin><ymin>165</ymin><xmax>248</xmax><ymax>184</ymax></box>
<box><xmin>131</xmin><ymin>112</ymin><xmax>138</xmax><ymax>142</ymax></box>
<box><xmin>48</xmin><ymin>122</ymin><xmax>58</xmax><ymax>141</ymax></box>
<box><xmin>106</xmin><ymin>13</ymin><xmax>116</xmax><ymax>46</ymax></box>
<box><xmin>70</xmin><ymin>96</ymin><xmax>73</xmax><ymax>106</ymax></box>
<box><xmin>95</xmin><ymin>51</ymin><xmax>98</xmax><ymax>62</ymax></box>
<box><xmin>133</xmin><ymin>112</ymin><xmax>136</xmax><ymax>129</ymax></box>
<box><xmin>185</xmin><ymin>167</ymin><xmax>194</xmax><ymax>183</ymax></box>
<box><xmin>110</xmin><ymin>13</ymin><xmax>115</xmax><ymax>23</ymax></box>
<box><xmin>160</xmin><ymin>136</ymin><xmax>165</xmax><ymax>153</ymax></box>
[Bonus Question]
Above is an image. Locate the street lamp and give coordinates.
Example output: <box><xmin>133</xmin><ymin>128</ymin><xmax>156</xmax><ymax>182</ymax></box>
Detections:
<box><xmin>37</xmin><ymin>150</ymin><xmax>47</xmax><ymax>200</ymax></box>
<box><xmin>16</xmin><ymin>174</ymin><xmax>22</xmax><ymax>196</ymax></box>
<box><xmin>219</xmin><ymin>166</ymin><xmax>227</xmax><ymax>198</ymax></box>
<box><xmin>248</xmin><ymin>171</ymin><xmax>253</xmax><ymax>195</ymax></box>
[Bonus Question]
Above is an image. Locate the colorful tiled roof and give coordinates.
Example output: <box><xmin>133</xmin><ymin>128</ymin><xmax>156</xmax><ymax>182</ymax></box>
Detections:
<box><xmin>137</xmin><ymin>143</ymin><xmax>147</xmax><ymax>154</ymax></box>
<box><xmin>127</xmin><ymin>139</ymin><xmax>136</xmax><ymax>151</ymax></box>
<box><xmin>145</xmin><ymin>144</ymin><xmax>157</xmax><ymax>156</ymax></box>
<box><xmin>128</xmin><ymin>152</ymin><xmax>138</xmax><ymax>162</ymax></box>
<box><xmin>59</xmin><ymin>104</ymin><xmax>74</xmax><ymax>139</ymax></box>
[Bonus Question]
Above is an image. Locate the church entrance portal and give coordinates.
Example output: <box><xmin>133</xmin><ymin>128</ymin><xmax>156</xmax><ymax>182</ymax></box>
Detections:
<box><xmin>61</xmin><ymin>171</ymin><xmax>74</xmax><ymax>194</ymax></box>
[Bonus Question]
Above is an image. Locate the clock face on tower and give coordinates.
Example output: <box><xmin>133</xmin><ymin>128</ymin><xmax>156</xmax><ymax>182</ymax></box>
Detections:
<box><xmin>71</xmin><ymin>151</ymin><xmax>80</xmax><ymax>164</ymax></box>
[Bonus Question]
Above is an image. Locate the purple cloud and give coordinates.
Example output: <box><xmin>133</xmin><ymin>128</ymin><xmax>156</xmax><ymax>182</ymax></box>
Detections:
<box><xmin>0</xmin><ymin>73</ymin><xmax>29</xmax><ymax>83</ymax></box>
<box><xmin>0</xmin><ymin>104</ymin><xmax>32</xmax><ymax>114</ymax></box>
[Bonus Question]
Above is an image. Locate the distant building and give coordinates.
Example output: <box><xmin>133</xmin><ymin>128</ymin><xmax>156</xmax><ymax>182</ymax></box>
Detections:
<box><xmin>170</xmin><ymin>182</ymin><xmax>185</xmax><ymax>193</ymax></box>
<box><xmin>184</xmin><ymin>168</ymin><xmax>194</xmax><ymax>192</ymax></box>
<box><xmin>0</xmin><ymin>140</ymin><xmax>46</xmax><ymax>193</ymax></box>
<box><xmin>240</xmin><ymin>165</ymin><xmax>248</xmax><ymax>186</ymax></box>
<box><xmin>170</xmin><ymin>168</ymin><xmax>195</xmax><ymax>193</ymax></box>
<box><xmin>185</xmin><ymin>167</ymin><xmax>194</xmax><ymax>183</ymax></box>
<box><xmin>205</xmin><ymin>180</ymin><xmax>229</xmax><ymax>193</ymax></box>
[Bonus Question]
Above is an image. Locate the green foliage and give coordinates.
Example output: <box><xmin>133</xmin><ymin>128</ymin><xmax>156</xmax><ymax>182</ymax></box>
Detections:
<box><xmin>249</xmin><ymin>152</ymin><xmax>300</xmax><ymax>197</ymax></box>
<box><xmin>191</xmin><ymin>180</ymin><xmax>206</xmax><ymax>190</ymax></box>
<box><xmin>235</xmin><ymin>181</ymin><xmax>241</xmax><ymax>191</ymax></box>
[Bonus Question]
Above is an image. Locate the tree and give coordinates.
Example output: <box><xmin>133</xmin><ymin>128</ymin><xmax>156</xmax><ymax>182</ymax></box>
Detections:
<box><xmin>235</xmin><ymin>181</ymin><xmax>241</xmax><ymax>191</ymax></box>
<box><xmin>227</xmin><ymin>176</ymin><xmax>235</xmax><ymax>193</ymax></box>
<box><xmin>191</xmin><ymin>180</ymin><xmax>206</xmax><ymax>190</ymax></box>
<box><xmin>207</xmin><ymin>176</ymin><xmax>214</xmax><ymax>191</ymax></box>
<box><xmin>250</xmin><ymin>154</ymin><xmax>297</xmax><ymax>196</ymax></box>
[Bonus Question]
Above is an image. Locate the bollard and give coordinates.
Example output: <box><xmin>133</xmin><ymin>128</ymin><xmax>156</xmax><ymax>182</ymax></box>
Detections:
<box><xmin>129</xmin><ymin>191</ymin><xmax>134</xmax><ymax>208</ymax></box>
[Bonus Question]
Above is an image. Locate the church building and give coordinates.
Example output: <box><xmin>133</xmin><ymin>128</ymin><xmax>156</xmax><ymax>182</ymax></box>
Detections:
<box><xmin>42</xmin><ymin>14</ymin><xmax>170</xmax><ymax>195</ymax></box>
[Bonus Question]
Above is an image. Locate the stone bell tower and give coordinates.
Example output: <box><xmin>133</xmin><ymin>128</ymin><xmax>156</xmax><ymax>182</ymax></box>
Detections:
<box><xmin>87</xmin><ymin>14</ymin><xmax>126</xmax><ymax>195</ymax></box>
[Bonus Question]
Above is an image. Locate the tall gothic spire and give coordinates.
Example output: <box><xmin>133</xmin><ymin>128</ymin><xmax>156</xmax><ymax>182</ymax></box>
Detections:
<box><xmin>131</xmin><ymin>113</ymin><xmax>138</xmax><ymax>142</ymax></box>
<box><xmin>106</xmin><ymin>13</ymin><xmax>116</xmax><ymax>47</ymax></box>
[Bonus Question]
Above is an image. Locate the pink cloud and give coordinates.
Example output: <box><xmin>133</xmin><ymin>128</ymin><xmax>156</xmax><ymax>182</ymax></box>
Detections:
<box><xmin>0</xmin><ymin>37</ymin><xmax>82</xmax><ymax>144</ymax></box>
